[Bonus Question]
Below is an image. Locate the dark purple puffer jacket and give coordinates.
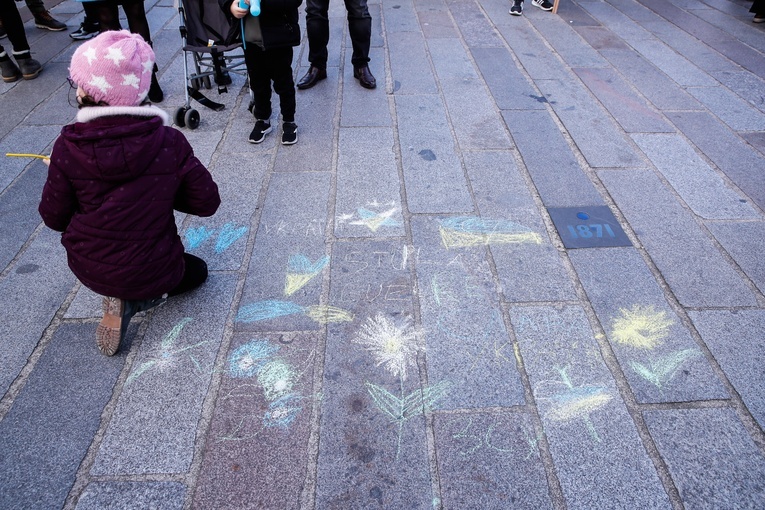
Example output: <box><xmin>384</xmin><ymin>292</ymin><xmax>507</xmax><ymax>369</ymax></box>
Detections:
<box><xmin>39</xmin><ymin>110</ymin><xmax>221</xmax><ymax>300</ymax></box>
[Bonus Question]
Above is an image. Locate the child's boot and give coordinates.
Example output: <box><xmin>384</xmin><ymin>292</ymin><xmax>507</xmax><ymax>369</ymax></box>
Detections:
<box><xmin>0</xmin><ymin>52</ymin><xmax>21</xmax><ymax>82</ymax></box>
<box><xmin>96</xmin><ymin>296</ymin><xmax>126</xmax><ymax>356</ymax></box>
<box><xmin>13</xmin><ymin>51</ymin><xmax>42</xmax><ymax>80</ymax></box>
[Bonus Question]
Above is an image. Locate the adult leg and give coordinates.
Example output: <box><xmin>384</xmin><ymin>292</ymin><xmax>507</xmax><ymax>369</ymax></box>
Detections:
<box><xmin>0</xmin><ymin>0</ymin><xmax>29</xmax><ymax>52</ymax></box>
<box><xmin>343</xmin><ymin>0</ymin><xmax>371</xmax><ymax>68</ymax></box>
<box><xmin>0</xmin><ymin>0</ymin><xmax>41</xmax><ymax>80</ymax></box>
<box><xmin>91</xmin><ymin>0</ymin><xmax>122</xmax><ymax>31</ymax></box>
<box><xmin>120</xmin><ymin>0</ymin><xmax>151</xmax><ymax>43</ymax></box>
<box><xmin>305</xmin><ymin>0</ymin><xmax>330</xmax><ymax>68</ymax></box>
<box><xmin>71</xmin><ymin>2</ymin><xmax>101</xmax><ymax>40</ymax></box>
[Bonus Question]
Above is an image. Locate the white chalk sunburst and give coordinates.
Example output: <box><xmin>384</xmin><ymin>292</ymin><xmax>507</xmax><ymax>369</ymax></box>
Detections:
<box><xmin>353</xmin><ymin>314</ymin><xmax>419</xmax><ymax>381</ymax></box>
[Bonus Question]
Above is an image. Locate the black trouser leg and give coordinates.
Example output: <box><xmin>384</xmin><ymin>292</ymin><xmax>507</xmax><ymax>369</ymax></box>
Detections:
<box><xmin>0</xmin><ymin>0</ymin><xmax>31</xmax><ymax>53</ymax></box>
<box><xmin>344</xmin><ymin>0</ymin><xmax>371</xmax><ymax>67</ymax></box>
<box><xmin>168</xmin><ymin>253</ymin><xmax>209</xmax><ymax>296</ymax></box>
<box><xmin>305</xmin><ymin>0</ymin><xmax>329</xmax><ymax>69</ymax></box>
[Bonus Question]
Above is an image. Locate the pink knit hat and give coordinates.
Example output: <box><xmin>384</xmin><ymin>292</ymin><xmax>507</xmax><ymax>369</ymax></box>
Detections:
<box><xmin>69</xmin><ymin>30</ymin><xmax>155</xmax><ymax>107</ymax></box>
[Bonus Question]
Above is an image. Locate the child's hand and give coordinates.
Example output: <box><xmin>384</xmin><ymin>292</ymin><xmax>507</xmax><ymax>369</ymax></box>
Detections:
<box><xmin>231</xmin><ymin>0</ymin><xmax>248</xmax><ymax>18</ymax></box>
<box><xmin>43</xmin><ymin>157</ymin><xmax>50</xmax><ymax>167</ymax></box>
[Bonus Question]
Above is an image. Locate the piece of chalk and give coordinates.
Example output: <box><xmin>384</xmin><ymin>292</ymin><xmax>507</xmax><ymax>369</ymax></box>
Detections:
<box><xmin>6</xmin><ymin>153</ymin><xmax>49</xmax><ymax>159</ymax></box>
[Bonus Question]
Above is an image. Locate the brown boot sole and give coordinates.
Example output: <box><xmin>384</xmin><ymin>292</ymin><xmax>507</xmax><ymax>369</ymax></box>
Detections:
<box><xmin>96</xmin><ymin>297</ymin><xmax>124</xmax><ymax>356</ymax></box>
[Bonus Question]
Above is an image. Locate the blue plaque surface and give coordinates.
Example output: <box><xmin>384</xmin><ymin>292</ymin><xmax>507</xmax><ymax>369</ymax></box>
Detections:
<box><xmin>547</xmin><ymin>206</ymin><xmax>632</xmax><ymax>249</ymax></box>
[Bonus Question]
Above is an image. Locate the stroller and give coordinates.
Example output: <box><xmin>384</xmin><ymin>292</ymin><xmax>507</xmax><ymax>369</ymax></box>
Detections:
<box><xmin>175</xmin><ymin>0</ymin><xmax>248</xmax><ymax>129</ymax></box>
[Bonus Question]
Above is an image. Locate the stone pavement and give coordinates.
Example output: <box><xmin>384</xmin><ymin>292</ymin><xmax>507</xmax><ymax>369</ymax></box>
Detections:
<box><xmin>1</xmin><ymin>0</ymin><xmax>765</xmax><ymax>508</ymax></box>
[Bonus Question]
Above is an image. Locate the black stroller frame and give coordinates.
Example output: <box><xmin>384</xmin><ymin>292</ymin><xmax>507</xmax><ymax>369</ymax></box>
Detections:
<box><xmin>175</xmin><ymin>0</ymin><xmax>248</xmax><ymax>129</ymax></box>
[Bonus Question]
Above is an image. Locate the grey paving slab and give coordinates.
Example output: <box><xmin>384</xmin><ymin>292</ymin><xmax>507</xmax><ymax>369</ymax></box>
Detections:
<box><xmin>569</xmin><ymin>247</ymin><xmax>727</xmax><ymax>403</ymax></box>
<box><xmin>182</xmin><ymin>152</ymin><xmax>267</xmax><ymax>271</ymax></box>
<box><xmin>577</xmin><ymin>0</ymin><xmax>657</xmax><ymax>43</ymax></box>
<box><xmin>417</xmin><ymin>3</ymin><xmax>459</xmax><ymax>39</ymax></box>
<box><xmin>667</xmin><ymin>111</ymin><xmax>765</xmax><ymax>211</ymax></box>
<box><xmin>741</xmin><ymin>131</ymin><xmax>765</xmax><ymax>157</ymax></box>
<box><xmin>599</xmin><ymin>168</ymin><xmax>757</xmax><ymax>308</ymax></box>
<box><xmin>572</xmin><ymin>25</ymin><xmax>632</xmax><ymax>50</ymax></box>
<box><xmin>433</xmin><ymin>411</ymin><xmax>553</xmax><ymax>509</ymax></box>
<box><xmin>317</xmin><ymin>240</ymin><xmax>433</xmax><ymax>508</ymax></box>
<box><xmin>428</xmin><ymin>38</ymin><xmax>512</xmax><ymax>150</ymax></box>
<box><xmin>537</xmin><ymin>78</ymin><xmax>643</xmax><ymax>168</ymax></box>
<box><xmin>640</xmin><ymin>19</ymin><xmax>740</xmax><ymax>73</ymax></box>
<box><xmin>643</xmin><ymin>407</ymin><xmax>765</xmax><ymax>509</ymax></box>
<box><xmin>690</xmin><ymin>4</ymin><xmax>765</xmax><ymax>52</ymax></box>
<box><xmin>395</xmin><ymin>94</ymin><xmax>474</xmax><ymax>214</ymax></box>
<box><xmin>706</xmin><ymin>221</ymin><xmax>765</xmax><ymax>296</ymax></box>
<box><xmin>388</xmin><ymin>31</ymin><xmax>438</xmax><ymax>96</ymax></box>
<box><xmin>0</xmin><ymin>323</ymin><xmax>127</xmax><ymax>510</ymax></box>
<box><xmin>686</xmin><ymin>86</ymin><xmax>765</xmax><ymax>132</ymax></box>
<box><xmin>688</xmin><ymin>310</ymin><xmax>765</xmax><ymax>430</ymax></box>
<box><xmin>0</xmin><ymin>127</ymin><xmax>58</xmax><ymax>196</ymax></box>
<box><xmin>527</xmin><ymin>12</ymin><xmax>610</xmax><ymax>69</ymax></box>
<box><xmin>193</xmin><ymin>332</ymin><xmax>316</xmax><ymax>509</ymax></box>
<box><xmin>573</xmin><ymin>67</ymin><xmax>673</xmax><ymax>133</ymax></box>
<box><xmin>236</xmin><ymin>172</ymin><xmax>331</xmax><ymax>332</ymax></box>
<box><xmin>91</xmin><ymin>274</ymin><xmax>236</xmax><ymax>475</ymax></box>
<box><xmin>447</xmin><ymin>0</ymin><xmax>505</xmax><ymax>48</ymax></box>
<box><xmin>0</xmin><ymin>229</ymin><xmax>73</xmax><ymax>397</ymax></box>
<box><xmin>502</xmin><ymin>109</ymin><xmax>605</xmax><ymax>207</ymax></box>
<box><xmin>631</xmin><ymin>133</ymin><xmax>760</xmax><ymax>220</ymax></box>
<box><xmin>381</xmin><ymin>0</ymin><xmax>421</xmax><ymax>33</ymax></box>
<box><xmin>510</xmin><ymin>305</ymin><xmax>671</xmax><ymax>509</ymax></box>
<box><xmin>638</xmin><ymin>0</ymin><xmax>765</xmax><ymax>80</ymax></box>
<box><xmin>334</xmin><ymin>127</ymin><xmax>405</xmax><ymax>238</ymax></box>
<box><xmin>340</xmin><ymin>48</ymin><xmax>390</xmax><ymax>127</ymax></box>
<box><xmin>463</xmin><ymin>150</ymin><xmax>577</xmax><ymax>302</ymax></box>
<box><xmin>76</xmin><ymin>482</ymin><xmax>186</xmax><ymax>510</ymax></box>
<box><xmin>495</xmin><ymin>21</ymin><xmax>572</xmax><ymax>82</ymax></box>
<box><xmin>471</xmin><ymin>47</ymin><xmax>547</xmax><ymax>111</ymax></box>
<box><xmin>598</xmin><ymin>48</ymin><xmax>701</xmax><ymax>111</ymax></box>
<box><xmin>711</xmin><ymin>70</ymin><xmax>765</xmax><ymax>115</ymax></box>
<box><xmin>410</xmin><ymin>215</ymin><xmax>526</xmax><ymax>409</ymax></box>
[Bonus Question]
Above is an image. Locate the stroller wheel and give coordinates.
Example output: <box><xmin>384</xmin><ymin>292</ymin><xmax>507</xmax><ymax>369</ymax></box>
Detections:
<box><xmin>190</xmin><ymin>77</ymin><xmax>201</xmax><ymax>90</ymax></box>
<box><xmin>174</xmin><ymin>107</ymin><xmax>188</xmax><ymax>127</ymax></box>
<box><xmin>185</xmin><ymin>109</ymin><xmax>201</xmax><ymax>130</ymax></box>
<box><xmin>202</xmin><ymin>76</ymin><xmax>212</xmax><ymax>90</ymax></box>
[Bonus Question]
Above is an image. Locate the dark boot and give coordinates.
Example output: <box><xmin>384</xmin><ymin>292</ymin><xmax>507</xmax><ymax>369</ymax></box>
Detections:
<box><xmin>148</xmin><ymin>66</ymin><xmax>163</xmax><ymax>103</ymax></box>
<box><xmin>13</xmin><ymin>51</ymin><xmax>42</xmax><ymax>80</ymax></box>
<box><xmin>0</xmin><ymin>54</ymin><xmax>21</xmax><ymax>83</ymax></box>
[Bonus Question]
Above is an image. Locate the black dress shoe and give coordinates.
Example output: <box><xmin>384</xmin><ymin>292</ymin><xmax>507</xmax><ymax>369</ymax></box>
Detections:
<box><xmin>353</xmin><ymin>65</ymin><xmax>376</xmax><ymax>89</ymax></box>
<box><xmin>297</xmin><ymin>66</ymin><xmax>327</xmax><ymax>90</ymax></box>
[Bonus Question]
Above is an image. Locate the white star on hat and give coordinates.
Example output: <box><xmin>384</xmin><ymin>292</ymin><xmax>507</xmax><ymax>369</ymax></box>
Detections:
<box><xmin>122</xmin><ymin>73</ymin><xmax>140</xmax><ymax>89</ymax></box>
<box><xmin>89</xmin><ymin>75</ymin><xmax>113</xmax><ymax>94</ymax></box>
<box><xmin>82</xmin><ymin>46</ymin><xmax>98</xmax><ymax>65</ymax></box>
<box><xmin>105</xmin><ymin>47</ymin><xmax>126</xmax><ymax>66</ymax></box>
<box><xmin>141</xmin><ymin>59</ymin><xmax>153</xmax><ymax>75</ymax></box>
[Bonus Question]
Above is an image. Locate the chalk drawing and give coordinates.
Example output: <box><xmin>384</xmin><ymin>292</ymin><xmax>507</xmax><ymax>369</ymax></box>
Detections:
<box><xmin>536</xmin><ymin>366</ymin><xmax>612</xmax><ymax>443</ymax></box>
<box><xmin>338</xmin><ymin>201</ymin><xmax>401</xmax><ymax>232</ymax></box>
<box><xmin>126</xmin><ymin>318</ymin><xmax>210</xmax><ymax>384</ymax></box>
<box><xmin>352</xmin><ymin>314</ymin><xmax>419</xmax><ymax>381</ymax></box>
<box><xmin>218</xmin><ymin>339</ymin><xmax>314</xmax><ymax>440</ymax></box>
<box><xmin>610</xmin><ymin>305</ymin><xmax>673</xmax><ymax>349</ymax></box>
<box><xmin>452</xmin><ymin>418</ymin><xmax>515</xmax><ymax>456</ymax></box>
<box><xmin>236</xmin><ymin>300</ymin><xmax>354</xmax><ymax>325</ymax></box>
<box><xmin>183</xmin><ymin>222</ymin><xmax>248</xmax><ymax>253</ymax></box>
<box><xmin>629</xmin><ymin>349</ymin><xmax>701</xmax><ymax>390</ymax></box>
<box><xmin>285</xmin><ymin>254</ymin><xmax>329</xmax><ymax>296</ymax></box>
<box><xmin>439</xmin><ymin>217</ymin><xmax>543</xmax><ymax>249</ymax></box>
<box><xmin>185</xmin><ymin>226</ymin><xmax>215</xmax><ymax>249</ymax></box>
<box><xmin>366</xmin><ymin>379</ymin><xmax>451</xmax><ymax>459</ymax></box>
<box><xmin>215</xmin><ymin>222</ymin><xmax>248</xmax><ymax>253</ymax></box>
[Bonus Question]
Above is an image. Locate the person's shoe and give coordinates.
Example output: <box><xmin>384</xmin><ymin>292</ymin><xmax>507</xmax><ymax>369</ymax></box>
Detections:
<box><xmin>96</xmin><ymin>296</ymin><xmax>126</xmax><ymax>356</ymax></box>
<box><xmin>70</xmin><ymin>21</ymin><xmax>100</xmax><ymax>40</ymax></box>
<box><xmin>148</xmin><ymin>71</ymin><xmax>163</xmax><ymax>103</ymax></box>
<box><xmin>0</xmin><ymin>19</ymin><xmax>7</xmax><ymax>40</ymax></box>
<box><xmin>282</xmin><ymin>122</ymin><xmax>297</xmax><ymax>145</ymax></box>
<box><xmin>13</xmin><ymin>52</ymin><xmax>42</xmax><ymax>80</ymax></box>
<box><xmin>510</xmin><ymin>0</ymin><xmax>523</xmax><ymax>15</ymax></box>
<box><xmin>249</xmin><ymin>119</ymin><xmax>272</xmax><ymax>143</ymax></box>
<box><xmin>296</xmin><ymin>65</ymin><xmax>327</xmax><ymax>90</ymax></box>
<box><xmin>532</xmin><ymin>0</ymin><xmax>553</xmax><ymax>10</ymax></box>
<box><xmin>0</xmin><ymin>56</ymin><xmax>21</xmax><ymax>83</ymax></box>
<box><xmin>353</xmin><ymin>65</ymin><xmax>376</xmax><ymax>89</ymax></box>
<box><xmin>34</xmin><ymin>10</ymin><xmax>67</xmax><ymax>31</ymax></box>
<box><xmin>754</xmin><ymin>13</ymin><xmax>765</xmax><ymax>23</ymax></box>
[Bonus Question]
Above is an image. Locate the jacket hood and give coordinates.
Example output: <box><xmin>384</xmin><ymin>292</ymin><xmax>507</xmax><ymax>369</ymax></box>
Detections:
<box><xmin>60</xmin><ymin>106</ymin><xmax>171</xmax><ymax>182</ymax></box>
